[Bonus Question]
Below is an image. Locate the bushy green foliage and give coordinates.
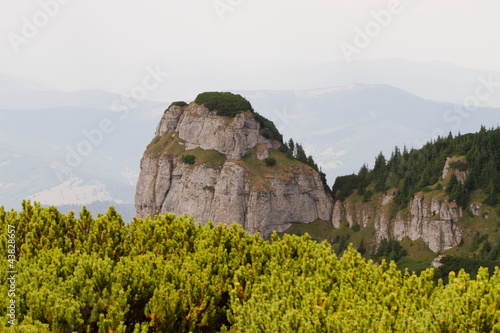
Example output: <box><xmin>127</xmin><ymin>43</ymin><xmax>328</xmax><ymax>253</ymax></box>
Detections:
<box><xmin>193</xmin><ymin>91</ymin><xmax>283</xmax><ymax>143</ymax></box>
<box><xmin>278</xmin><ymin>143</ymin><xmax>288</xmax><ymax>153</ymax></box>
<box><xmin>331</xmin><ymin>173</ymin><xmax>365</xmax><ymax>201</ymax></box>
<box><xmin>167</xmin><ymin>101</ymin><xmax>188</xmax><ymax>110</ymax></box>
<box><xmin>446</xmin><ymin>173</ymin><xmax>470</xmax><ymax>207</ymax></box>
<box><xmin>373</xmin><ymin>238</ymin><xmax>408</xmax><ymax>262</ymax></box>
<box><xmin>450</xmin><ymin>160</ymin><xmax>469</xmax><ymax>171</ymax></box>
<box><xmin>363</xmin><ymin>189</ymin><xmax>373</xmax><ymax>202</ymax></box>
<box><xmin>264</xmin><ymin>157</ymin><xmax>276</xmax><ymax>166</ymax></box>
<box><xmin>194</xmin><ymin>92</ymin><xmax>253</xmax><ymax>118</ymax></box>
<box><xmin>470</xmin><ymin>232</ymin><xmax>489</xmax><ymax>252</ymax></box>
<box><xmin>181</xmin><ymin>154</ymin><xmax>196</xmax><ymax>165</ymax></box>
<box><xmin>357</xmin><ymin>239</ymin><xmax>366</xmax><ymax>255</ymax></box>
<box><xmin>434</xmin><ymin>256</ymin><xmax>500</xmax><ymax>284</ymax></box>
<box><xmin>2</xmin><ymin>202</ymin><xmax>500</xmax><ymax>332</ymax></box>
<box><xmin>332</xmin><ymin>126</ymin><xmax>500</xmax><ymax>209</ymax></box>
<box><xmin>252</xmin><ymin>112</ymin><xmax>283</xmax><ymax>142</ymax></box>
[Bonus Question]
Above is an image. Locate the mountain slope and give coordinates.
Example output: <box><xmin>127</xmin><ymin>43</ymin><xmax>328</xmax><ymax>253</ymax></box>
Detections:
<box><xmin>289</xmin><ymin>127</ymin><xmax>500</xmax><ymax>275</ymax></box>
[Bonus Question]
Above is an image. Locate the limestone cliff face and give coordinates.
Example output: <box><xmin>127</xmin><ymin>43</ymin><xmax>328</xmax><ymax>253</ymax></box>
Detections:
<box><xmin>391</xmin><ymin>195</ymin><xmax>462</xmax><ymax>252</ymax></box>
<box><xmin>332</xmin><ymin>199</ymin><xmax>376</xmax><ymax>229</ymax></box>
<box><xmin>332</xmin><ymin>194</ymin><xmax>463</xmax><ymax>252</ymax></box>
<box><xmin>136</xmin><ymin>102</ymin><xmax>333</xmax><ymax>237</ymax></box>
<box><xmin>331</xmin><ymin>153</ymin><xmax>469</xmax><ymax>252</ymax></box>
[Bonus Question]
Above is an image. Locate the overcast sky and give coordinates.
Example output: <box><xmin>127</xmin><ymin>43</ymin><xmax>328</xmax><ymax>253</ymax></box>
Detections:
<box><xmin>1</xmin><ymin>0</ymin><xmax>499</xmax><ymax>96</ymax></box>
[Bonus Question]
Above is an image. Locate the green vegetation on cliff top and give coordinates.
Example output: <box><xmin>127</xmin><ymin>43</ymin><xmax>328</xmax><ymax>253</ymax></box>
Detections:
<box><xmin>167</xmin><ymin>101</ymin><xmax>188</xmax><ymax>109</ymax></box>
<box><xmin>193</xmin><ymin>91</ymin><xmax>282</xmax><ymax>142</ymax></box>
<box><xmin>194</xmin><ymin>91</ymin><xmax>253</xmax><ymax>117</ymax></box>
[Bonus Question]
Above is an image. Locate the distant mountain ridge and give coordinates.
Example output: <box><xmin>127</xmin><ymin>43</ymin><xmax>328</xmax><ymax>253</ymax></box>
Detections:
<box><xmin>147</xmin><ymin>58</ymin><xmax>500</xmax><ymax>107</ymax></box>
<box><xmin>0</xmin><ymin>72</ymin><xmax>47</xmax><ymax>92</ymax></box>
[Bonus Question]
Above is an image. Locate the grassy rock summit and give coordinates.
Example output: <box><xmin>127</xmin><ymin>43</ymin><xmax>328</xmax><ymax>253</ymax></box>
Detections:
<box><xmin>135</xmin><ymin>92</ymin><xmax>332</xmax><ymax>237</ymax></box>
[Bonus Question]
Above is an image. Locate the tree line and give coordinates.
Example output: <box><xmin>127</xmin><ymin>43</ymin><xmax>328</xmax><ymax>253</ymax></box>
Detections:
<box><xmin>332</xmin><ymin>126</ymin><xmax>500</xmax><ymax>208</ymax></box>
<box><xmin>279</xmin><ymin>138</ymin><xmax>331</xmax><ymax>195</ymax></box>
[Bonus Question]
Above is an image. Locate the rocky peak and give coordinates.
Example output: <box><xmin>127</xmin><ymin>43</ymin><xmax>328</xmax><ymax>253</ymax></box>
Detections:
<box><xmin>135</xmin><ymin>93</ymin><xmax>333</xmax><ymax>237</ymax></box>
<box><xmin>155</xmin><ymin>102</ymin><xmax>280</xmax><ymax>160</ymax></box>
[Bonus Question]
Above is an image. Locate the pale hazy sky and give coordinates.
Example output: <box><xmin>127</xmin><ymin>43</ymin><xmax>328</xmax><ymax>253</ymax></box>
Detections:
<box><xmin>1</xmin><ymin>0</ymin><xmax>499</xmax><ymax>94</ymax></box>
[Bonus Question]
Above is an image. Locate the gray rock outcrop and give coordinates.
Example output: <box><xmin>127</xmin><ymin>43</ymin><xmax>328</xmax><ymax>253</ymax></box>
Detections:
<box><xmin>154</xmin><ymin>104</ymin><xmax>280</xmax><ymax>160</ymax></box>
<box><xmin>135</xmin><ymin>102</ymin><xmax>333</xmax><ymax>237</ymax></box>
<box><xmin>332</xmin><ymin>194</ymin><xmax>463</xmax><ymax>253</ymax></box>
<box><xmin>391</xmin><ymin>195</ymin><xmax>462</xmax><ymax>252</ymax></box>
